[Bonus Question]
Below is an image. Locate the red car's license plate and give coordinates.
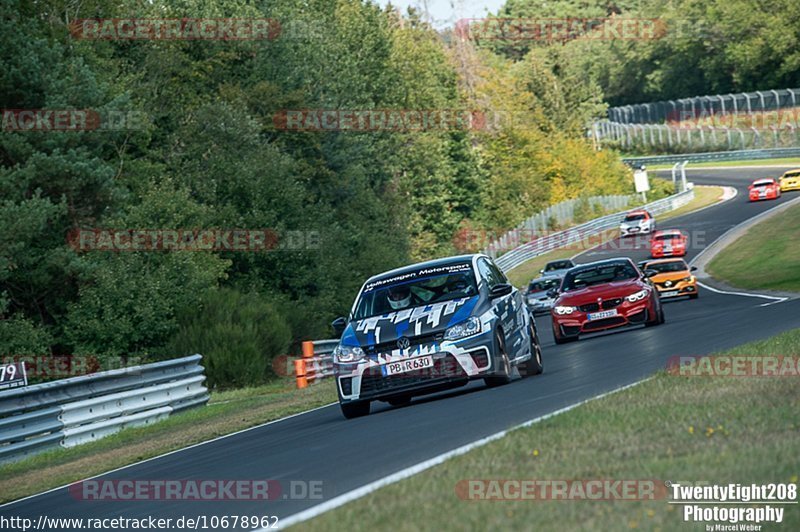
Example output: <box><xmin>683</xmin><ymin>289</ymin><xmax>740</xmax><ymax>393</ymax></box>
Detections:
<box><xmin>587</xmin><ymin>309</ymin><xmax>618</xmax><ymax>320</ymax></box>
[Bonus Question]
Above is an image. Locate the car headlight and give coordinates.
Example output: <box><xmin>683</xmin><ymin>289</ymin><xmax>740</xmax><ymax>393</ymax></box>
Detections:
<box><xmin>554</xmin><ymin>305</ymin><xmax>576</xmax><ymax>315</ymax></box>
<box><xmin>625</xmin><ymin>289</ymin><xmax>650</xmax><ymax>303</ymax></box>
<box><xmin>443</xmin><ymin>317</ymin><xmax>482</xmax><ymax>341</ymax></box>
<box><xmin>680</xmin><ymin>276</ymin><xmax>694</xmax><ymax>283</ymax></box>
<box><xmin>333</xmin><ymin>344</ymin><xmax>365</xmax><ymax>364</ymax></box>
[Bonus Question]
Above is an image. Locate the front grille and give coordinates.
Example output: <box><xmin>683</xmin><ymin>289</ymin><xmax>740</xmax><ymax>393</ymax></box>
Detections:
<box><xmin>583</xmin><ymin>316</ymin><xmax>626</xmax><ymax>331</ymax></box>
<box><xmin>578</xmin><ymin>298</ymin><xmax>622</xmax><ymax>313</ymax></box>
<box><xmin>359</xmin><ymin>355</ymin><xmax>466</xmax><ymax>396</ymax></box>
<box><xmin>366</xmin><ymin>332</ymin><xmax>443</xmax><ymax>355</ymax></box>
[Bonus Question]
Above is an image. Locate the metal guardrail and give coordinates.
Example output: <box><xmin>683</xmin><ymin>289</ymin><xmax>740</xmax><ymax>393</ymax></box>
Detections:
<box><xmin>294</xmin><ymin>341</ymin><xmax>336</xmax><ymax>388</ymax></box>
<box><xmin>622</xmin><ymin>147</ymin><xmax>800</xmax><ymax>167</ymax></box>
<box><xmin>492</xmin><ymin>188</ymin><xmax>695</xmax><ymax>272</ymax></box>
<box><xmin>0</xmin><ymin>355</ymin><xmax>208</xmax><ymax>463</ymax></box>
<box><xmin>484</xmin><ymin>194</ymin><xmax>637</xmax><ymax>256</ymax></box>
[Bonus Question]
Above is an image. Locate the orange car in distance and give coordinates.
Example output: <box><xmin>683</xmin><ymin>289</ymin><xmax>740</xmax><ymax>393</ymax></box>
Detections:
<box><xmin>639</xmin><ymin>258</ymin><xmax>699</xmax><ymax>300</ymax></box>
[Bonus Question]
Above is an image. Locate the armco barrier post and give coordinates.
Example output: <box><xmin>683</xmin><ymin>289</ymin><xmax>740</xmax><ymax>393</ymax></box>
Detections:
<box><xmin>294</xmin><ymin>358</ymin><xmax>308</xmax><ymax>389</ymax></box>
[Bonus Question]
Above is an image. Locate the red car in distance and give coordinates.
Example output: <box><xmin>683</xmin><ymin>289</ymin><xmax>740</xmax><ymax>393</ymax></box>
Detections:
<box><xmin>650</xmin><ymin>229</ymin><xmax>687</xmax><ymax>258</ymax></box>
<box><xmin>748</xmin><ymin>178</ymin><xmax>781</xmax><ymax>202</ymax></box>
<box><xmin>550</xmin><ymin>258</ymin><xmax>664</xmax><ymax>344</ymax></box>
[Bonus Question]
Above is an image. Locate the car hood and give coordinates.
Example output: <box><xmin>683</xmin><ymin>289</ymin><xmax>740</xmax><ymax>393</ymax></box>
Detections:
<box><xmin>556</xmin><ymin>280</ymin><xmax>643</xmax><ymax>306</ymax></box>
<box><xmin>340</xmin><ymin>295</ymin><xmax>481</xmax><ymax>349</ymax></box>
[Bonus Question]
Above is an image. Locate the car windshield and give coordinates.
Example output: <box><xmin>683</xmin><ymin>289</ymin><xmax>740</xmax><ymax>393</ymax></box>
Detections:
<box><xmin>544</xmin><ymin>260</ymin><xmax>572</xmax><ymax>271</ymax></box>
<box><xmin>624</xmin><ymin>214</ymin><xmax>646</xmax><ymax>222</ymax></box>
<box><xmin>654</xmin><ymin>233</ymin><xmax>680</xmax><ymax>240</ymax></box>
<box><xmin>562</xmin><ymin>262</ymin><xmax>638</xmax><ymax>291</ymax></box>
<box><xmin>353</xmin><ymin>265</ymin><xmax>478</xmax><ymax>320</ymax></box>
<box><xmin>528</xmin><ymin>277</ymin><xmax>561</xmax><ymax>292</ymax></box>
<box><xmin>645</xmin><ymin>261</ymin><xmax>689</xmax><ymax>273</ymax></box>
<box><xmin>784</xmin><ymin>172</ymin><xmax>800</xmax><ymax>178</ymax></box>
<box><xmin>752</xmin><ymin>182</ymin><xmax>771</xmax><ymax>188</ymax></box>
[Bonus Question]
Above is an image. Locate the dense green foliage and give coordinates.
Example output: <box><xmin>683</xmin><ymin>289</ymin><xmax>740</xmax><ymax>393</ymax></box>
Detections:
<box><xmin>493</xmin><ymin>0</ymin><xmax>800</xmax><ymax>106</ymax></box>
<box><xmin>9</xmin><ymin>0</ymin><xmax>769</xmax><ymax>387</ymax></box>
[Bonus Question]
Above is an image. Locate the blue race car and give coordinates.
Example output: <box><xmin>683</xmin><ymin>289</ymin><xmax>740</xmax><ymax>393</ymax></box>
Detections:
<box><xmin>331</xmin><ymin>254</ymin><xmax>543</xmax><ymax>419</ymax></box>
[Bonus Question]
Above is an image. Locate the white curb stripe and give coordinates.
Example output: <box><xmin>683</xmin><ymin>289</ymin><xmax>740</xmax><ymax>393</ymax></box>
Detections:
<box><xmin>274</xmin><ymin>378</ymin><xmax>652</xmax><ymax>529</ymax></box>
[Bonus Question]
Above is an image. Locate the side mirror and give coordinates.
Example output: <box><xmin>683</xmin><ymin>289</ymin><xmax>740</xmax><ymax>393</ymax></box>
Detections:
<box><xmin>489</xmin><ymin>283</ymin><xmax>513</xmax><ymax>298</ymax></box>
<box><xmin>644</xmin><ymin>269</ymin><xmax>659</xmax><ymax>278</ymax></box>
<box><xmin>331</xmin><ymin>316</ymin><xmax>348</xmax><ymax>337</ymax></box>
<box><xmin>690</xmin><ymin>266</ymin><xmax>698</xmax><ymax>272</ymax></box>
<box><xmin>546</xmin><ymin>288</ymin><xmax>559</xmax><ymax>299</ymax></box>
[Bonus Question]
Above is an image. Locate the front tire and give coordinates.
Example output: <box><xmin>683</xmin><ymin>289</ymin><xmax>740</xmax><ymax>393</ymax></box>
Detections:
<box><xmin>484</xmin><ymin>331</ymin><xmax>512</xmax><ymax>387</ymax></box>
<box><xmin>340</xmin><ymin>400</ymin><xmax>370</xmax><ymax>419</ymax></box>
<box><xmin>519</xmin><ymin>321</ymin><xmax>543</xmax><ymax>377</ymax></box>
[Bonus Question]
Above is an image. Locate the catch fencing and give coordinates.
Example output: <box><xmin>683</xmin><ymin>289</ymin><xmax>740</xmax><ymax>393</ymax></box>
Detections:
<box><xmin>607</xmin><ymin>89</ymin><xmax>800</xmax><ymax>124</ymax></box>
<box><xmin>594</xmin><ymin>88</ymin><xmax>800</xmax><ymax>152</ymax></box>
<box><xmin>0</xmin><ymin>355</ymin><xmax>208</xmax><ymax>463</ymax></box>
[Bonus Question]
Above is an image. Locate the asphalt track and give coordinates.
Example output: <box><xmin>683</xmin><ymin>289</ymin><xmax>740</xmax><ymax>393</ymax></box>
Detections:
<box><xmin>2</xmin><ymin>167</ymin><xmax>800</xmax><ymax>530</ymax></box>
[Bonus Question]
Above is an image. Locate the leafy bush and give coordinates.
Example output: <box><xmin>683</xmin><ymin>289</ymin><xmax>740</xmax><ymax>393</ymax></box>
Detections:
<box><xmin>167</xmin><ymin>289</ymin><xmax>291</xmax><ymax>389</ymax></box>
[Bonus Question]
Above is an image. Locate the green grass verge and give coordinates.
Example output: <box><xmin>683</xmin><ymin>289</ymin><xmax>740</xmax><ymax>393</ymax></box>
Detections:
<box><xmin>707</xmin><ymin>200</ymin><xmax>800</xmax><ymax>292</ymax></box>
<box><xmin>0</xmin><ymin>379</ymin><xmax>337</xmax><ymax>503</ymax></box>
<box><xmin>506</xmin><ymin>186</ymin><xmax>725</xmax><ymax>288</ymax></box>
<box><xmin>302</xmin><ymin>329</ymin><xmax>800</xmax><ymax>531</ymax></box>
<box><xmin>648</xmin><ymin>157</ymin><xmax>800</xmax><ymax>171</ymax></box>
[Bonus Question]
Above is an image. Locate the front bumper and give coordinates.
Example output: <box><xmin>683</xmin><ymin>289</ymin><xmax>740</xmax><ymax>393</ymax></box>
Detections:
<box><xmin>653</xmin><ymin>280</ymin><xmax>697</xmax><ymax>298</ymax></box>
<box><xmin>620</xmin><ymin>225</ymin><xmax>651</xmax><ymax>237</ymax></box>
<box><xmin>780</xmin><ymin>180</ymin><xmax>800</xmax><ymax>191</ymax></box>
<box><xmin>527</xmin><ymin>299</ymin><xmax>554</xmax><ymax>314</ymax></box>
<box><xmin>552</xmin><ymin>299</ymin><xmax>652</xmax><ymax>337</ymax></box>
<box><xmin>651</xmin><ymin>247</ymin><xmax>686</xmax><ymax>258</ymax></box>
<box><xmin>335</xmin><ymin>333</ymin><xmax>494</xmax><ymax>402</ymax></box>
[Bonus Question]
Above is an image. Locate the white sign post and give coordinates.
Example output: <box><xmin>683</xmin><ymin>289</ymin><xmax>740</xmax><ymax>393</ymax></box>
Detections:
<box><xmin>634</xmin><ymin>168</ymin><xmax>650</xmax><ymax>202</ymax></box>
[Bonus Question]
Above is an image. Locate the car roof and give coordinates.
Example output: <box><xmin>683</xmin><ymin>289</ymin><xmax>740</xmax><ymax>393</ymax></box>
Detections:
<box><xmin>569</xmin><ymin>257</ymin><xmax>634</xmax><ymax>270</ymax></box>
<box><xmin>782</xmin><ymin>169</ymin><xmax>800</xmax><ymax>176</ymax></box>
<box><xmin>530</xmin><ymin>275</ymin><xmax>562</xmax><ymax>283</ymax></box>
<box><xmin>654</xmin><ymin>229</ymin><xmax>682</xmax><ymax>236</ymax></box>
<box><xmin>752</xmin><ymin>178</ymin><xmax>775</xmax><ymax>185</ymax></box>
<box><xmin>625</xmin><ymin>210</ymin><xmax>650</xmax><ymax>216</ymax></box>
<box><xmin>364</xmin><ymin>254</ymin><xmax>480</xmax><ymax>283</ymax></box>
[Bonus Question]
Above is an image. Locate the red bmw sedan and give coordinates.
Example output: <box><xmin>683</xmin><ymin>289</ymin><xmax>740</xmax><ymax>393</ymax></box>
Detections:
<box><xmin>550</xmin><ymin>258</ymin><xmax>664</xmax><ymax>344</ymax></box>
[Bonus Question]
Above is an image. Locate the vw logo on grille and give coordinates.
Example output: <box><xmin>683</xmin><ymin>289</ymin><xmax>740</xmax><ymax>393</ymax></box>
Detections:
<box><xmin>397</xmin><ymin>337</ymin><xmax>410</xmax><ymax>350</ymax></box>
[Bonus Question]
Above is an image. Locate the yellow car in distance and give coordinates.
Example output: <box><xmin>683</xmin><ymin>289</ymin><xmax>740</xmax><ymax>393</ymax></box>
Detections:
<box><xmin>779</xmin><ymin>169</ymin><xmax>800</xmax><ymax>192</ymax></box>
<box><xmin>639</xmin><ymin>258</ymin><xmax>699</xmax><ymax>300</ymax></box>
